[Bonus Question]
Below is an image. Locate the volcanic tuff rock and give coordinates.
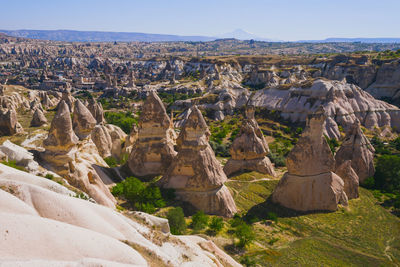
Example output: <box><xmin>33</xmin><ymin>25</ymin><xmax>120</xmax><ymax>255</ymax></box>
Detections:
<box><xmin>366</xmin><ymin>59</ymin><xmax>400</xmax><ymax>100</ymax></box>
<box><xmin>335</xmin><ymin>160</ymin><xmax>359</xmax><ymax>199</ymax></box>
<box><xmin>0</xmin><ymin>107</ymin><xmax>23</xmax><ymax>136</ymax></box>
<box><xmin>158</xmin><ymin>106</ymin><xmax>237</xmax><ymax>217</ymax></box>
<box><xmin>272</xmin><ymin>107</ymin><xmax>348</xmax><ymax>211</ymax></box>
<box><xmin>122</xmin><ymin>124</ymin><xmax>138</xmax><ymax>155</ymax></box>
<box><xmin>335</xmin><ymin>119</ymin><xmax>375</xmax><ymax>183</ymax></box>
<box><xmin>41</xmin><ymin>100</ymin><xmax>116</xmax><ymax>207</ymax></box>
<box><xmin>91</xmin><ymin>124</ymin><xmax>127</xmax><ymax>159</ymax></box>
<box><xmin>128</xmin><ymin>91</ymin><xmax>177</xmax><ymax>177</ymax></box>
<box><xmin>224</xmin><ymin>106</ymin><xmax>276</xmax><ymax>176</ymax></box>
<box><xmin>72</xmin><ymin>99</ymin><xmax>97</xmax><ymax>140</ymax></box>
<box><xmin>0</xmin><ymin>164</ymin><xmax>241</xmax><ymax>267</ymax></box>
<box><xmin>30</xmin><ymin>108</ymin><xmax>47</xmax><ymax>127</ymax></box>
<box><xmin>87</xmin><ymin>98</ymin><xmax>105</xmax><ymax>124</ymax></box>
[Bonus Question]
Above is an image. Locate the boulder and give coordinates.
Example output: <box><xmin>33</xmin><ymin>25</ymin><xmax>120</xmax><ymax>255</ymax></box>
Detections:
<box><xmin>224</xmin><ymin>106</ymin><xmax>276</xmax><ymax>177</ymax></box>
<box><xmin>128</xmin><ymin>91</ymin><xmax>177</xmax><ymax>177</ymax></box>
<box><xmin>30</xmin><ymin>108</ymin><xmax>47</xmax><ymax>127</ymax></box>
<box><xmin>272</xmin><ymin>107</ymin><xmax>348</xmax><ymax>211</ymax></box>
<box><xmin>159</xmin><ymin>106</ymin><xmax>237</xmax><ymax>217</ymax></box>
<box><xmin>335</xmin><ymin>120</ymin><xmax>375</xmax><ymax>183</ymax></box>
<box><xmin>0</xmin><ymin>140</ymin><xmax>40</xmax><ymax>173</ymax></box>
<box><xmin>72</xmin><ymin>99</ymin><xmax>97</xmax><ymax>140</ymax></box>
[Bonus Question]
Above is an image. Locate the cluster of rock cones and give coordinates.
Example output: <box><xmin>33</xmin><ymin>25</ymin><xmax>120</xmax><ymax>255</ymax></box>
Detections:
<box><xmin>272</xmin><ymin>107</ymin><xmax>375</xmax><ymax>212</ymax></box>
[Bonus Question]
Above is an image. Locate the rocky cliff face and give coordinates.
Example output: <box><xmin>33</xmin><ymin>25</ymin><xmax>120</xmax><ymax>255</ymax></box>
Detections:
<box><xmin>272</xmin><ymin>108</ymin><xmax>348</xmax><ymax>212</ymax></box>
<box><xmin>158</xmin><ymin>106</ymin><xmax>237</xmax><ymax>217</ymax></box>
<box><xmin>72</xmin><ymin>99</ymin><xmax>97</xmax><ymax>140</ymax></box>
<box><xmin>127</xmin><ymin>91</ymin><xmax>177</xmax><ymax>177</ymax></box>
<box><xmin>366</xmin><ymin>59</ymin><xmax>400</xmax><ymax>101</ymax></box>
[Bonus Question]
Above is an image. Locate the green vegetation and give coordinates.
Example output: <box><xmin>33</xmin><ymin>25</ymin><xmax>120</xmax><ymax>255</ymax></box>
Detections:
<box><xmin>105</xmin><ymin>111</ymin><xmax>138</xmax><ymax>134</ymax></box>
<box><xmin>208</xmin><ymin>116</ymin><xmax>241</xmax><ymax>157</ymax></box>
<box><xmin>190</xmin><ymin>211</ymin><xmax>209</xmax><ymax>231</ymax></box>
<box><xmin>1</xmin><ymin>160</ymin><xmax>26</xmax><ymax>172</ymax></box>
<box><xmin>325</xmin><ymin>136</ymin><xmax>340</xmax><ymax>154</ymax></box>
<box><xmin>224</xmin><ymin>172</ymin><xmax>400</xmax><ymax>266</ymax></box>
<box><xmin>158</xmin><ymin>92</ymin><xmax>201</xmax><ymax>104</ymax></box>
<box><xmin>111</xmin><ymin>177</ymin><xmax>165</xmax><ymax>213</ymax></box>
<box><xmin>230</xmin><ymin>216</ymin><xmax>256</xmax><ymax>248</ymax></box>
<box><xmin>208</xmin><ymin>216</ymin><xmax>224</xmax><ymax>235</ymax></box>
<box><xmin>167</xmin><ymin>207</ymin><xmax>187</xmax><ymax>235</ymax></box>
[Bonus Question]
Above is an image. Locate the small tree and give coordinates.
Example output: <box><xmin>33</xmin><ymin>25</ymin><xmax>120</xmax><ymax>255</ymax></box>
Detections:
<box><xmin>167</xmin><ymin>207</ymin><xmax>186</xmax><ymax>235</ymax></box>
<box><xmin>209</xmin><ymin>217</ymin><xmax>224</xmax><ymax>235</ymax></box>
<box><xmin>234</xmin><ymin>222</ymin><xmax>255</xmax><ymax>248</ymax></box>
<box><xmin>191</xmin><ymin>211</ymin><xmax>209</xmax><ymax>231</ymax></box>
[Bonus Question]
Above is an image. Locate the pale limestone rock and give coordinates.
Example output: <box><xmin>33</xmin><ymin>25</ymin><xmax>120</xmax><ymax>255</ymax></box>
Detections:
<box><xmin>272</xmin><ymin>107</ymin><xmax>348</xmax><ymax>211</ymax></box>
<box><xmin>224</xmin><ymin>106</ymin><xmax>276</xmax><ymax>177</ymax></box>
<box><xmin>128</xmin><ymin>91</ymin><xmax>177</xmax><ymax>177</ymax></box>
<box><xmin>30</xmin><ymin>108</ymin><xmax>47</xmax><ymax>127</ymax></box>
<box><xmin>335</xmin><ymin>120</ymin><xmax>375</xmax><ymax>183</ymax></box>
<box><xmin>159</xmin><ymin>106</ymin><xmax>237</xmax><ymax>217</ymax></box>
<box><xmin>73</xmin><ymin>99</ymin><xmax>97</xmax><ymax>140</ymax></box>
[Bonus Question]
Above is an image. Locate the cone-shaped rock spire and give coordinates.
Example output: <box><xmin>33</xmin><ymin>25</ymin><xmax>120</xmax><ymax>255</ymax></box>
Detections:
<box><xmin>158</xmin><ymin>106</ymin><xmax>237</xmax><ymax>217</ymax></box>
<box><xmin>73</xmin><ymin>99</ymin><xmax>97</xmax><ymax>140</ymax></box>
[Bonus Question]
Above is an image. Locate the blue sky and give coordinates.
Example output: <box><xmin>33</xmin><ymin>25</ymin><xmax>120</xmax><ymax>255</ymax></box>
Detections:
<box><xmin>1</xmin><ymin>0</ymin><xmax>399</xmax><ymax>41</ymax></box>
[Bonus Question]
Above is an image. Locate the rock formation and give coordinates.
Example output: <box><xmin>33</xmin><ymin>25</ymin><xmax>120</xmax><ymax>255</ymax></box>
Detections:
<box><xmin>224</xmin><ymin>106</ymin><xmax>276</xmax><ymax>177</ymax></box>
<box><xmin>158</xmin><ymin>106</ymin><xmax>237</xmax><ymax>217</ymax></box>
<box><xmin>272</xmin><ymin>107</ymin><xmax>348</xmax><ymax>211</ymax></box>
<box><xmin>91</xmin><ymin>124</ymin><xmax>127</xmax><ymax>159</ymax></box>
<box><xmin>127</xmin><ymin>91</ymin><xmax>177</xmax><ymax>177</ymax></box>
<box><xmin>41</xmin><ymin>100</ymin><xmax>116</xmax><ymax>208</ymax></box>
<box><xmin>30</xmin><ymin>108</ymin><xmax>47</xmax><ymax>127</ymax></box>
<box><xmin>0</xmin><ymin>163</ymin><xmax>241</xmax><ymax>267</ymax></box>
<box><xmin>335</xmin><ymin>160</ymin><xmax>359</xmax><ymax>199</ymax></box>
<box><xmin>72</xmin><ymin>99</ymin><xmax>97</xmax><ymax>140</ymax></box>
<box><xmin>0</xmin><ymin>107</ymin><xmax>23</xmax><ymax>136</ymax></box>
<box><xmin>122</xmin><ymin>124</ymin><xmax>138</xmax><ymax>155</ymax></box>
<box><xmin>87</xmin><ymin>98</ymin><xmax>105</xmax><ymax>124</ymax></box>
<box><xmin>335</xmin><ymin>119</ymin><xmax>375</xmax><ymax>183</ymax></box>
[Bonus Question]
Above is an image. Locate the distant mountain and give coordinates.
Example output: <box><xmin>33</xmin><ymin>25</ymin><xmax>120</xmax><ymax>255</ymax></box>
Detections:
<box><xmin>0</xmin><ymin>29</ymin><xmax>216</xmax><ymax>42</ymax></box>
<box><xmin>298</xmin><ymin>37</ymin><xmax>400</xmax><ymax>43</ymax></box>
<box><xmin>216</xmin><ymin>29</ymin><xmax>276</xmax><ymax>41</ymax></box>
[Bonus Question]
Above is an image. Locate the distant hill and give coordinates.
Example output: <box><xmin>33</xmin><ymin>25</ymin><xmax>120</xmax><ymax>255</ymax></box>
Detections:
<box><xmin>0</xmin><ymin>29</ymin><xmax>216</xmax><ymax>42</ymax></box>
<box><xmin>299</xmin><ymin>37</ymin><xmax>400</xmax><ymax>43</ymax></box>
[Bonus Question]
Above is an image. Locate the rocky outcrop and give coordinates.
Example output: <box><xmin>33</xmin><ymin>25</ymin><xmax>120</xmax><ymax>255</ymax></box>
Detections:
<box><xmin>272</xmin><ymin>108</ymin><xmax>348</xmax><ymax>211</ymax></box>
<box><xmin>122</xmin><ymin>124</ymin><xmax>138</xmax><ymax>155</ymax></box>
<box><xmin>0</xmin><ymin>163</ymin><xmax>241</xmax><ymax>267</ymax></box>
<box><xmin>158</xmin><ymin>106</ymin><xmax>237</xmax><ymax>217</ymax></box>
<box><xmin>335</xmin><ymin>120</ymin><xmax>375</xmax><ymax>183</ymax></box>
<box><xmin>87</xmin><ymin>98</ymin><xmax>105</xmax><ymax>124</ymax></box>
<box><xmin>127</xmin><ymin>91</ymin><xmax>177</xmax><ymax>177</ymax></box>
<box><xmin>224</xmin><ymin>106</ymin><xmax>276</xmax><ymax>177</ymax></box>
<box><xmin>72</xmin><ymin>99</ymin><xmax>97</xmax><ymax>140</ymax></box>
<box><xmin>335</xmin><ymin>160</ymin><xmax>359</xmax><ymax>199</ymax></box>
<box><xmin>41</xmin><ymin>100</ymin><xmax>116</xmax><ymax>208</ymax></box>
<box><xmin>0</xmin><ymin>108</ymin><xmax>23</xmax><ymax>136</ymax></box>
<box><xmin>0</xmin><ymin>140</ymin><xmax>40</xmax><ymax>173</ymax></box>
<box><xmin>247</xmin><ymin>79</ymin><xmax>400</xmax><ymax>138</ymax></box>
<box><xmin>30</xmin><ymin>108</ymin><xmax>47</xmax><ymax>127</ymax></box>
<box><xmin>366</xmin><ymin>59</ymin><xmax>400</xmax><ymax>100</ymax></box>
<box><xmin>91</xmin><ymin>124</ymin><xmax>127</xmax><ymax>159</ymax></box>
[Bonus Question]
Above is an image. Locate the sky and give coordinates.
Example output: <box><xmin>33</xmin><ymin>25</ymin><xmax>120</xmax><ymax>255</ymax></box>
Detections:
<box><xmin>1</xmin><ymin>0</ymin><xmax>399</xmax><ymax>41</ymax></box>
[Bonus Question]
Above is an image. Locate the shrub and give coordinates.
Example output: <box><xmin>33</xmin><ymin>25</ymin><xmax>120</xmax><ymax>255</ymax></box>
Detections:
<box><xmin>268</xmin><ymin>153</ymin><xmax>286</xmax><ymax>167</ymax></box>
<box><xmin>234</xmin><ymin>222</ymin><xmax>255</xmax><ymax>248</ymax></box>
<box><xmin>45</xmin><ymin>173</ymin><xmax>54</xmax><ymax>180</ymax></box>
<box><xmin>209</xmin><ymin>140</ymin><xmax>231</xmax><ymax>157</ymax></box>
<box><xmin>104</xmin><ymin>156</ymin><xmax>118</xmax><ymax>167</ymax></box>
<box><xmin>209</xmin><ymin>217</ymin><xmax>224</xmax><ymax>234</ymax></box>
<box><xmin>240</xmin><ymin>256</ymin><xmax>256</xmax><ymax>267</ymax></box>
<box><xmin>266</xmin><ymin>212</ymin><xmax>278</xmax><ymax>223</ymax></box>
<box><xmin>191</xmin><ymin>211</ymin><xmax>209</xmax><ymax>231</ymax></box>
<box><xmin>1</xmin><ymin>160</ymin><xmax>26</xmax><ymax>172</ymax></box>
<box><xmin>111</xmin><ymin>177</ymin><xmax>165</xmax><ymax>213</ymax></box>
<box><xmin>105</xmin><ymin>111</ymin><xmax>137</xmax><ymax>134</ymax></box>
<box><xmin>325</xmin><ymin>136</ymin><xmax>339</xmax><ymax>154</ymax></box>
<box><xmin>374</xmin><ymin>155</ymin><xmax>400</xmax><ymax>192</ymax></box>
<box><xmin>167</xmin><ymin>207</ymin><xmax>186</xmax><ymax>235</ymax></box>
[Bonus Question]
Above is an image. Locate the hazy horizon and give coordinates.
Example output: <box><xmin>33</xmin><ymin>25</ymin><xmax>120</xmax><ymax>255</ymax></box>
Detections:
<box><xmin>1</xmin><ymin>0</ymin><xmax>400</xmax><ymax>41</ymax></box>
